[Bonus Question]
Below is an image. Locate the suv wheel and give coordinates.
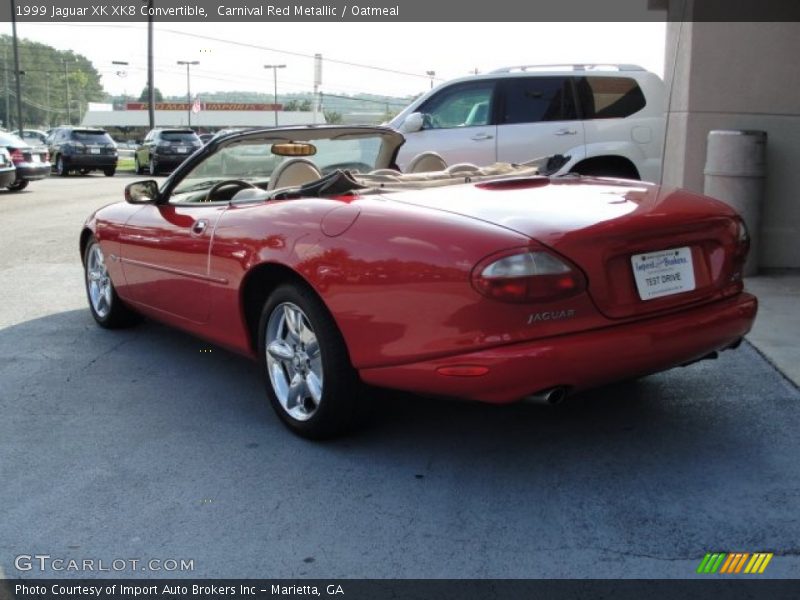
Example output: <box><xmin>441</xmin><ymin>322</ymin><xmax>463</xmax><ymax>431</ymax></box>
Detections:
<box><xmin>103</xmin><ymin>167</ymin><xmax>116</xmax><ymax>177</ymax></box>
<box><xmin>56</xmin><ymin>156</ymin><xmax>69</xmax><ymax>177</ymax></box>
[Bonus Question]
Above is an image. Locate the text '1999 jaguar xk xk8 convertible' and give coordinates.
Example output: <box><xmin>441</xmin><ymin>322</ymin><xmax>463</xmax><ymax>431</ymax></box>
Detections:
<box><xmin>81</xmin><ymin>126</ymin><xmax>757</xmax><ymax>439</ymax></box>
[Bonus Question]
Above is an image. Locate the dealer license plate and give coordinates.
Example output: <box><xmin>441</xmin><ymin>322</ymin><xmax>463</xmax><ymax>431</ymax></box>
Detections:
<box><xmin>177</xmin><ymin>147</ymin><xmax>187</xmax><ymax>153</ymax></box>
<box><xmin>631</xmin><ymin>246</ymin><xmax>696</xmax><ymax>301</ymax></box>
<box><xmin>90</xmin><ymin>147</ymin><xmax>100</xmax><ymax>154</ymax></box>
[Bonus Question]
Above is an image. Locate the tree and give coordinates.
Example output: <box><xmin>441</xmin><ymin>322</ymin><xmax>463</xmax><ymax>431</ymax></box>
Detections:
<box><xmin>138</xmin><ymin>87</ymin><xmax>164</xmax><ymax>102</ymax></box>
<box><xmin>0</xmin><ymin>35</ymin><xmax>105</xmax><ymax>128</ymax></box>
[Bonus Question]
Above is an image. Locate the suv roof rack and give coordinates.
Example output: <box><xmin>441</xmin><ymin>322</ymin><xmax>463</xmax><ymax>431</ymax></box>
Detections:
<box><xmin>490</xmin><ymin>64</ymin><xmax>645</xmax><ymax>74</ymax></box>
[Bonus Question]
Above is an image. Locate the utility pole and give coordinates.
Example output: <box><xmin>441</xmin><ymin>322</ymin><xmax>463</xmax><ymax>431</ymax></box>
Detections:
<box><xmin>176</xmin><ymin>60</ymin><xmax>198</xmax><ymax>127</ymax></box>
<box><xmin>147</xmin><ymin>0</ymin><xmax>155</xmax><ymax>130</ymax></box>
<box><xmin>3</xmin><ymin>47</ymin><xmax>9</xmax><ymax>130</ymax></box>
<box><xmin>263</xmin><ymin>64</ymin><xmax>286</xmax><ymax>126</ymax></box>
<box><xmin>11</xmin><ymin>0</ymin><xmax>25</xmax><ymax>135</ymax></box>
<box><xmin>63</xmin><ymin>59</ymin><xmax>71</xmax><ymax>125</ymax></box>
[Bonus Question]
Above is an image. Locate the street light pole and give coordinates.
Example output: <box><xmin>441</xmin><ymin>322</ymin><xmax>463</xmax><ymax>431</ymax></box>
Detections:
<box><xmin>426</xmin><ymin>70</ymin><xmax>436</xmax><ymax>89</ymax></box>
<box><xmin>263</xmin><ymin>64</ymin><xmax>286</xmax><ymax>126</ymax></box>
<box><xmin>177</xmin><ymin>60</ymin><xmax>199</xmax><ymax>127</ymax></box>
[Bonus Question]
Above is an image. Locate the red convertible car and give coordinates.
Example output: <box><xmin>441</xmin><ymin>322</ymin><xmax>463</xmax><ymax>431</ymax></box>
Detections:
<box><xmin>81</xmin><ymin>126</ymin><xmax>757</xmax><ymax>439</ymax></box>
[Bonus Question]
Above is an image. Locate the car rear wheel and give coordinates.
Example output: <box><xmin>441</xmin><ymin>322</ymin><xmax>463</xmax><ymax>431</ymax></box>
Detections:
<box><xmin>258</xmin><ymin>284</ymin><xmax>363</xmax><ymax>439</ymax></box>
<box><xmin>83</xmin><ymin>237</ymin><xmax>140</xmax><ymax>329</ymax></box>
<box><xmin>56</xmin><ymin>156</ymin><xmax>68</xmax><ymax>177</ymax></box>
<box><xmin>104</xmin><ymin>167</ymin><xmax>116</xmax><ymax>177</ymax></box>
<box><xmin>7</xmin><ymin>179</ymin><xmax>28</xmax><ymax>191</ymax></box>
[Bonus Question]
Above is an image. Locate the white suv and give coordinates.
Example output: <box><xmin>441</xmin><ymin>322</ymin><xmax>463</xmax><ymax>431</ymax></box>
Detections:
<box><xmin>390</xmin><ymin>64</ymin><xmax>665</xmax><ymax>182</ymax></box>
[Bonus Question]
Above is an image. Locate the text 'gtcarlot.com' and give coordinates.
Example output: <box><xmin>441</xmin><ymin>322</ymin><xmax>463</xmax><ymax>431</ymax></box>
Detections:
<box><xmin>14</xmin><ymin>554</ymin><xmax>195</xmax><ymax>572</ymax></box>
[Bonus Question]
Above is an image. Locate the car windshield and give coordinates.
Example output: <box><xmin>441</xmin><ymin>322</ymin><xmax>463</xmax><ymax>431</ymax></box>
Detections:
<box><xmin>162</xmin><ymin>131</ymin><xmax>198</xmax><ymax>142</ymax></box>
<box><xmin>172</xmin><ymin>133</ymin><xmax>386</xmax><ymax>198</ymax></box>
<box><xmin>72</xmin><ymin>130</ymin><xmax>114</xmax><ymax>144</ymax></box>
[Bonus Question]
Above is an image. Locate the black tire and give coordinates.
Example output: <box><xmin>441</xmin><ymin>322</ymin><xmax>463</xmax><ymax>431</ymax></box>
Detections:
<box><xmin>56</xmin><ymin>156</ymin><xmax>69</xmax><ymax>177</ymax></box>
<box><xmin>7</xmin><ymin>179</ymin><xmax>28</xmax><ymax>191</ymax></box>
<box><xmin>257</xmin><ymin>283</ymin><xmax>363</xmax><ymax>439</ymax></box>
<box><xmin>134</xmin><ymin>155</ymin><xmax>143</xmax><ymax>175</ymax></box>
<box><xmin>148</xmin><ymin>157</ymin><xmax>158</xmax><ymax>176</ymax></box>
<box><xmin>79</xmin><ymin>168</ymin><xmax>91</xmax><ymax>176</ymax></box>
<box><xmin>104</xmin><ymin>167</ymin><xmax>116</xmax><ymax>177</ymax></box>
<box><xmin>83</xmin><ymin>236</ymin><xmax>140</xmax><ymax>329</ymax></box>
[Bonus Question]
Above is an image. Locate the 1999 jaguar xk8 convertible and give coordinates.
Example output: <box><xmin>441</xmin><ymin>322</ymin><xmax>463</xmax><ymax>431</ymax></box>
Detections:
<box><xmin>81</xmin><ymin>126</ymin><xmax>757</xmax><ymax>439</ymax></box>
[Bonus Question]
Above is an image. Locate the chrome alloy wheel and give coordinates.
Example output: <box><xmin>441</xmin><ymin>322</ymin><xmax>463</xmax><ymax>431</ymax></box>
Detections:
<box><xmin>265</xmin><ymin>302</ymin><xmax>323</xmax><ymax>421</ymax></box>
<box><xmin>86</xmin><ymin>243</ymin><xmax>112</xmax><ymax>318</ymax></box>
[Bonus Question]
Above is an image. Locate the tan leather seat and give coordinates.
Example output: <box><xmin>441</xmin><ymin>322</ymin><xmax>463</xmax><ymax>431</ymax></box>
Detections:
<box><xmin>406</xmin><ymin>151</ymin><xmax>447</xmax><ymax>173</ymax></box>
<box><xmin>267</xmin><ymin>158</ymin><xmax>323</xmax><ymax>190</ymax></box>
<box><xmin>446</xmin><ymin>163</ymin><xmax>481</xmax><ymax>175</ymax></box>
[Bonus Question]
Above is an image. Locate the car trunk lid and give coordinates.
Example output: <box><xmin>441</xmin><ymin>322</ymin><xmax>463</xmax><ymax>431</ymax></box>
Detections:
<box><xmin>383</xmin><ymin>177</ymin><xmax>744</xmax><ymax>319</ymax></box>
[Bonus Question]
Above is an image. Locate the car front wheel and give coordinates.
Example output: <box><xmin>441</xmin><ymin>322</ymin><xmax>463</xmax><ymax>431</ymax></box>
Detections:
<box><xmin>84</xmin><ymin>237</ymin><xmax>140</xmax><ymax>329</ymax></box>
<box><xmin>258</xmin><ymin>284</ymin><xmax>363</xmax><ymax>439</ymax></box>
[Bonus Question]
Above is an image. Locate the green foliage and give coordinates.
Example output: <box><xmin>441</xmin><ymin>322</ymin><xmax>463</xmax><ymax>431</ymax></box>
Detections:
<box><xmin>323</xmin><ymin>110</ymin><xmax>343</xmax><ymax>124</ymax></box>
<box><xmin>0</xmin><ymin>35</ymin><xmax>105</xmax><ymax>129</ymax></box>
<box><xmin>138</xmin><ymin>87</ymin><xmax>164</xmax><ymax>102</ymax></box>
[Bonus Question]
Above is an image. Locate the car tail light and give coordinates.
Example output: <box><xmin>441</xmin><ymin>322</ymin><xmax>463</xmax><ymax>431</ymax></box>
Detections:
<box><xmin>9</xmin><ymin>148</ymin><xmax>25</xmax><ymax>164</ymax></box>
<box><xmin>729</xmin><ymin>218</ymin><xmax>750</xmax><ymax>283</ymax></box>
<box><xmin>472</xmin><ymin>248</ymin><xmax>586</xmax><ymax>303</ymax></box>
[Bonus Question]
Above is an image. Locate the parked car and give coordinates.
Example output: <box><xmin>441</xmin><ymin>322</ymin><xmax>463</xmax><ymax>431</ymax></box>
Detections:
<box><xmin>80</xmin><ymin>125</ymin><xmax>756</xmax><ymax>439</ymax></box>
<box><xmin>135</xmin><ymin>128</ymin><xmax>202</xmax><ymax>175</ymax></box>
<box><xmin>389</xmin><ymin>64</ymin><xmax>665</xmax><ymax>182</ymax></box>
<box><xmin>20</xmin><ymin>129</ymin><xmax>49</xmax><ymax>144</ymax></box>
<box><xmin>47</xmin><ymin>127</ymin><xmax>118</xmax><ymax>176</ymax></box>
<box><xmin>0</xmin><ymin>131</ymin><xmax>50</xmax><ymax>190</ymax></box>
<box><xmin>0</xmin><ymin>147</ymin><xmax>16</xmax><ymax>188</ymax></box>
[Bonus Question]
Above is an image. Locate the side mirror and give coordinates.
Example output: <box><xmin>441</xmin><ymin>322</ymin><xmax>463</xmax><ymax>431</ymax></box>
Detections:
<box><xmin>125</xmin><ymin>180</ymin><xmax>159</xmax><ymax>204</ymax></box>
<box><xmin>400</xmin><ymin>112</ymin><xmax>424</xmax><ymax>134</ymax></box>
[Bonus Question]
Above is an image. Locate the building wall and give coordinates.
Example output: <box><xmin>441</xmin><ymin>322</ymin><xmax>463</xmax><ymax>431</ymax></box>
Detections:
<box><xmin>663</xmin><ymin>22</ymin><xmax>800</xmax><ymax>268</ymax></box>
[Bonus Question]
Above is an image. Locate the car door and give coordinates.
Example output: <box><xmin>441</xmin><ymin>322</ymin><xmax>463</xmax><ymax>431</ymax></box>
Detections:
<box><xmin>494</xmin><ymin>76</ymin><xmax>585</xmax><ymax>164</ymax></box>
<box><xmin>118</xmin><ymin>200</ymin><xmax>226</xmax><ymax>324</ymax></box>
<box><xmin>396</xmin><ymin>80</ymin><xmax>498</xmax><ymax>170</ymax></box>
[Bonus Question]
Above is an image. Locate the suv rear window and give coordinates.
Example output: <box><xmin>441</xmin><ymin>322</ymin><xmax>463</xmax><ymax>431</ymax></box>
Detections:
<box><xmin>161</xmin><ymin>131</ymin><xmax>198</xmax><ymax>142</ymax></box>
<box><xmin>71</xmin><ymin>130</ymin><xmax>114</xmax><ymax>144</ymax></box>
<box><xmin>576</xmin><ymin>76</ymin><xmax>646</xmax><ymax>119</ymax></box>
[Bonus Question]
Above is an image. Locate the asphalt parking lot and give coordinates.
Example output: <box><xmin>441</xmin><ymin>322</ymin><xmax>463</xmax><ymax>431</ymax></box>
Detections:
<box><xmin>1</xmin><ymin>176</ymin><xmax>799</xmax><ymax>579</ymax></box>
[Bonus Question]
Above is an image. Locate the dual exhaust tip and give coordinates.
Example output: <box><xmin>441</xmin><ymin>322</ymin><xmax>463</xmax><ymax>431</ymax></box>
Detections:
<box><xmin>522</xmin><ymin>386</ymin><xmax>568</xmax><ymax>406</ymax></box>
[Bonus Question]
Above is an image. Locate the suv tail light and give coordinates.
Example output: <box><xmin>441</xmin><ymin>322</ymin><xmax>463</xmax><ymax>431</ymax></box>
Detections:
<box><xmin>9</xmin><ymin>148</ymin><xmax>25</xmax><ymax>163</ymax></box>
<box><xmin>472</xmin><ymin>247</ymin><xmax>586</xmax><ymax>303</ymax></box>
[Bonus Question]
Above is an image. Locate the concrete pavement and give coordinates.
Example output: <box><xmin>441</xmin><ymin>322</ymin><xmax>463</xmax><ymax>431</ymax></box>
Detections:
<box><xmin>745</xmin><ymin>272</ymin><xmax>800</xmax><ymax>388</ymax></box>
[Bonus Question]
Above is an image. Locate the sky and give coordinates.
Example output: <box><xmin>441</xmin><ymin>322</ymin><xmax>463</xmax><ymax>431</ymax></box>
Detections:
<box><xmin>0</xmin><ymin>22</ymin><xmax>667</xmax><ymax>100</ymax></box>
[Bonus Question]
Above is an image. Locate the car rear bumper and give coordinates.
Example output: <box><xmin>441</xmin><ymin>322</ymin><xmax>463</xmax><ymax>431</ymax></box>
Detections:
<box><xmin>14</xmin><ymin>162</ymin><xmax>51</xmax><ymax>180</ymax></box>
<box><xmin>153</xmin><ymin>154</ymin><xmax>191</xmax><ymax>168</ymax></box>
<box><xmin>62</xmin><ymin>155</ymin><xmax>117</xmax><ymax>168</ymax></box>
<box><xmin>359</xmin><ymin>293</ymin><xmax>758</xmax><ymax>403</ymax></box>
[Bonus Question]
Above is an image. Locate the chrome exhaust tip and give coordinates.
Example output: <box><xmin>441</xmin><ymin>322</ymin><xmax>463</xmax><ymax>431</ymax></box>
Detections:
<box><xmin>523</xmin><ymin>386</ymin><xmax>568</xmax><ymax>405</ymax></box>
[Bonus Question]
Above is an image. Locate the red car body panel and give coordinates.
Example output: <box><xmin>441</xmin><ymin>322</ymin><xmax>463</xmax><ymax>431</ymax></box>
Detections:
<box><xmin>83</xmin><ymin>174</ymin><xmax>757</xmax><ymax>403</ymax></box>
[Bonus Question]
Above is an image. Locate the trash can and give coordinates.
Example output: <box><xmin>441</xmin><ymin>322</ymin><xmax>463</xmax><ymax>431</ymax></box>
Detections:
<box><xmin>703</xmin><ymin>130</ymin><xmax>767</xmax><ymax>276</ymax></box>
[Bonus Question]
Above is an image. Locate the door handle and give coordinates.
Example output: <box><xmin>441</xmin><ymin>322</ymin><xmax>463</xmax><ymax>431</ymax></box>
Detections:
<box><xmin>554</xmin><ymin>129</ymin><xmax>578</xmax><ymax>136</ymax></box>
<box><xmin>191</xmin><ymin>219</ymin><xmax>208</xmax><ymax>236</ymax></box>
<box><xmin>470</xmin><ymin>133</ymin><xmax>494</xmax><ymax>141</ymax></box>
